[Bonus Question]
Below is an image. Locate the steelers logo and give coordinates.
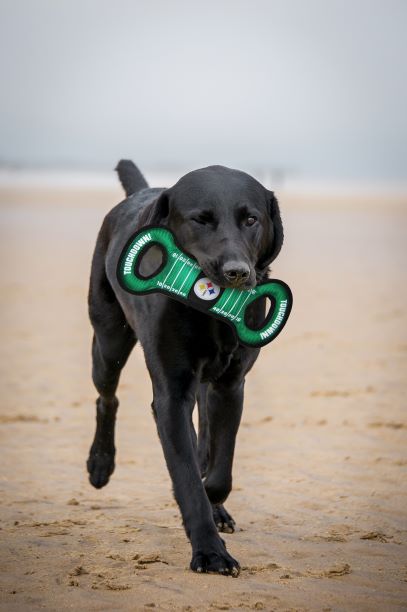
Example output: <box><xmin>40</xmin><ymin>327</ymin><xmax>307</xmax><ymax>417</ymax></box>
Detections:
<box><xmin>193</xmin><ymin>277</ymin><xmax>221</xmax><ymax>301</ymax></box>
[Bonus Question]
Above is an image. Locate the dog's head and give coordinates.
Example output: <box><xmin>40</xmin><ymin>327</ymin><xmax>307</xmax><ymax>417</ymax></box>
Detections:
<box><xmin>143</xmin><ymin>165</ymin><xmax>283</xmax><ymax>289</ymax></box>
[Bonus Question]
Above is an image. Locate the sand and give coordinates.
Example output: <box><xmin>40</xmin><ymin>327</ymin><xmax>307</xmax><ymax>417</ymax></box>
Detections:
<box><xmin>0</xmin><ymin>183</ymin><xmax>406</xmax><ymax>611</ymax></box>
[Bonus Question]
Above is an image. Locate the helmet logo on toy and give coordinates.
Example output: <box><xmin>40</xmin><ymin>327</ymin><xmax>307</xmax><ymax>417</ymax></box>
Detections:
<box><xmin>193</xmin><ymin>277</ymin><xmax>221</xmax><ymax>301</ymax></box>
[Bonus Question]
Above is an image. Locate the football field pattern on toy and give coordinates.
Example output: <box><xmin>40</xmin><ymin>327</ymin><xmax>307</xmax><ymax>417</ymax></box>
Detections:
<box><xmin>117</xmin><ymin>226</ymin><xmax>292</xmax><ymax>348</ymax></box>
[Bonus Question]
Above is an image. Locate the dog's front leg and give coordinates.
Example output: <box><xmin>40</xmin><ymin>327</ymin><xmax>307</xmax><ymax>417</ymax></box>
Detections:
<box><xmin>150</xmin><ymin>367</ymin><xmax>240</xmax><ymax>576</ymax></box>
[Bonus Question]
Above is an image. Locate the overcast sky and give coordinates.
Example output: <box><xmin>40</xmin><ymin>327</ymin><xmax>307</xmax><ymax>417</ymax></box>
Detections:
<box><xmin>0</xmin><ymin>0</ymin><xmax>406</xmax><ymax>181</ymax></box>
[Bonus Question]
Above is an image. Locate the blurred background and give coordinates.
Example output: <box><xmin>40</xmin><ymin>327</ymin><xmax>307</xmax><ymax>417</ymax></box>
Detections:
<box><xmin>0</xmin><ymin>0</ymin><xmax>406</xmax><ymax>191</ymax></box>
<box><xmin>1</xmin><ymin>2</ymin><xmax>406</xmax><ymax>610</ymax></box>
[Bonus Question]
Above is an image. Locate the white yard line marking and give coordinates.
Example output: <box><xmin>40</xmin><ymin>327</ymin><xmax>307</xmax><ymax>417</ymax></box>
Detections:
<box><xmin>178</xmin><ymin>265</ymin><xmax>195</xmax><ymax>293</ymax></box>
<box><xmin>228</xmin><ymin>293</ymin><xmax>244</xmax><ymax>319</ymax></box>
<box><xmin>170</xmin><ymin>260</ymin><xmax>187</xmax><ymax>289</ymax></box>
<box><xmin>235</xmin><ymin>292</ymin><xmax>252</xmax><ymax>319</ymax></box>
<box><xmin>163</xmin><ymin>255</ymin><xmax>180</xmax><ymax>284</ymax></box>
<box><xmin>220</xmin><ymin>289</ymin><xmax>235</xmax><ymax>310</ymax></box>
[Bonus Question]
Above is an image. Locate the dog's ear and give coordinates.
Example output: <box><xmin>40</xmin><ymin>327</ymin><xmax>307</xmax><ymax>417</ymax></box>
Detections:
<box><xmin>257</xmin><ymin>190</ymin><xmax>284</xmax><ymax>271</ymax></box>
<box><xmin>139</xmin><ymin>189</ymin><xmax>170</xmax><ymax>226</ymax></box>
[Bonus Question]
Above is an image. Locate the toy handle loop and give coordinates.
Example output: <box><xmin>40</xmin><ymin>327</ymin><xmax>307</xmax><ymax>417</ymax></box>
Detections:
<box><xmin>119</xmin><ymin>227</ymin><xmax>174</xmax><ymax>293</ymax></box>
<box><xmin>234</xmin><ymin>281</ymin><xmax>292</xmax><ymax>346</ymax></box>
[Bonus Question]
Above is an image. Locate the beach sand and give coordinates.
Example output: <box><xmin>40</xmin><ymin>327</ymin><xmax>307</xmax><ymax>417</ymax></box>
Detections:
<box><xmin>0</xmin><ymin>183</ymin><xmax>406</xmax><ymax>611</ymax></box>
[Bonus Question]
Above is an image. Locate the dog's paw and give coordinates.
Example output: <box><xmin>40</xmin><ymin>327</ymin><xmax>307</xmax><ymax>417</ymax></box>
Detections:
<box><xmin>212</xmin><ymin>504</ymin><xmax>236</xmax><ymax>533</ymax></box>
<box><xmin>190</xmin><ymin>538</ymin><xmax>240</xmax><ymax>576</ymax></box>
<box><xmin>86</xmin><ymin>447</ymin><xmax>115</xmax><ymax>489</ymax></box>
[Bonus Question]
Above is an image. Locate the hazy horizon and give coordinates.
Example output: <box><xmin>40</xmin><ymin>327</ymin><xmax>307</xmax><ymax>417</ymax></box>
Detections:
<box><xmin>1</xmin><ymin>0</ymin><xmax>406</xmax><ymax>182</ymax></box>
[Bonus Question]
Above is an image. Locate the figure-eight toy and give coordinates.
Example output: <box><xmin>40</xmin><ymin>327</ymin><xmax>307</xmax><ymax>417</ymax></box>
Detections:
<box><xmin>117</xmin><ymin>226</ymin><xmax>292</xmax><ymax>348</ymax></box>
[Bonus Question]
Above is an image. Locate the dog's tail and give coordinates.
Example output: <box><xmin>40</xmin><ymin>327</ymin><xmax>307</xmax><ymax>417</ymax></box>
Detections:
<box><xmin>115</xmin><ymin>159</ymin><xmax>149</xmax><ymax>196</ymax></box>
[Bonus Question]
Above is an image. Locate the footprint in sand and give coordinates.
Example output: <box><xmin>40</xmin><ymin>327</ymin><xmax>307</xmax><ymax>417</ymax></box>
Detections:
<box><xmin>69</xmin><ymin>566</ymin><xmax>89</xmax><ymax>576</ymax></box>
<box><xmin>360</xmin><ymin>531</ymin><xmax>392</xmax><ymax>543</ymax></box>
<box><xmin>368</xmin><ymin>421</ymin><xmax>406</xmax><ymax>430</ymax></box>
<box><xmin>241</xmin><ymin>562</ymin><xmax>280</xmax><ymax>574</ymax></box>
<box><xmin>0</xmin><ymin>414</ymin><xmax>48</xmax><ymax>424</ymax></box>
<box><xmin>132</xmin><ymin>553</ymin><xmax>168</xmax><ymax>569</ymax></box>
<box><xmin>92</xmin><ymin>581</ymin><xmax>131</xmax><ymax>591</ymax></box>
<box><xmin>310</xmin><ymin>386</ymin><xmax>375</xmax><ymax>398</ymax></box>
<box><xmin>308</xmin><ymin>563</ymin><xmax>351</xmax><ymax>578</ymax></box>
<box><xmin>89</xmin><ymin>568</ymin><xmax>132</xmax><ymax>591</ymax></box>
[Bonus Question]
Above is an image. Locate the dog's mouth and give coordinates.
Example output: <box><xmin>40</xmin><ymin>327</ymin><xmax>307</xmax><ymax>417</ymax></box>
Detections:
<box><xmin>200</xmin><ymin>264</ymin><xmax>256</xmax><ymax>291</ymax></box>
<box><xmin>221</xmin><ymin>278</ymin><xmax>254</xmax><ymax>290</ymax></box>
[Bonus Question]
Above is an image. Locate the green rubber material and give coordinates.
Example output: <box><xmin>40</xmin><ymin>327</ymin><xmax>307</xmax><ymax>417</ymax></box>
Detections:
<box><xmin>117</xmin><ymin>226</ymin><xmax>292</xmax><ymax>348</ymax></box>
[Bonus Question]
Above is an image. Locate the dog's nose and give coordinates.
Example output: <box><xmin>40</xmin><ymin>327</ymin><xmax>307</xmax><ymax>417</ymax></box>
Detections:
<box><xmin>223</xmin><ymin>261</ymin><xmax>250</xmax><ymax>284</ymax></box>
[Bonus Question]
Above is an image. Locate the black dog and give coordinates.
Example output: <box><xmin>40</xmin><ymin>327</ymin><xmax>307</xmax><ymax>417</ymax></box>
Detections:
<box><xmin>87</xmin><ymin>161</ymin><xmax>283</xmax><ymax>575</ymax></box>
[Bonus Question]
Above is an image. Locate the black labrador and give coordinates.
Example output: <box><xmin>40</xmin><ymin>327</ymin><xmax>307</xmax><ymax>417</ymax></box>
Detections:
<box><xmin>87</xmin><ymin>160</ymin><xmax>284</xmax><ymax>576</ymax></box>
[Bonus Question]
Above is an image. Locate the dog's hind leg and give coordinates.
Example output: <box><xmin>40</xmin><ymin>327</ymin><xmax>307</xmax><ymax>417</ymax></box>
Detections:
<box><xmin>87</xmin><ymin>322</ymin><xmax>136</xmax><ymax>488</ymax></box>
<box><xmin>87</xmin><ymin>239</ymin><xmax>136</xmax><ymax>489</ymax></box>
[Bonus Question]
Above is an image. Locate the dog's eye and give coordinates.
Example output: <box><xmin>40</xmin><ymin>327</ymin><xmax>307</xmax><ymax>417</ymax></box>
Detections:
<box><xmin>191</xmin><ymin>213</ymin><xmax>214</xmax><ymax>225</ymax></box>
<box><xmin>246</xmin><ymin>216</ymin><xmax>257</xmax><ymax>227</ymax></box>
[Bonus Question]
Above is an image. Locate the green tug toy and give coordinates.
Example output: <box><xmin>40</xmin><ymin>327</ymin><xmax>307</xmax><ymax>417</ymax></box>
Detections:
<box><xmin>117</xmin><ymin>226</ymin><xmax>292</xmax><ymax>348</ymax></box>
